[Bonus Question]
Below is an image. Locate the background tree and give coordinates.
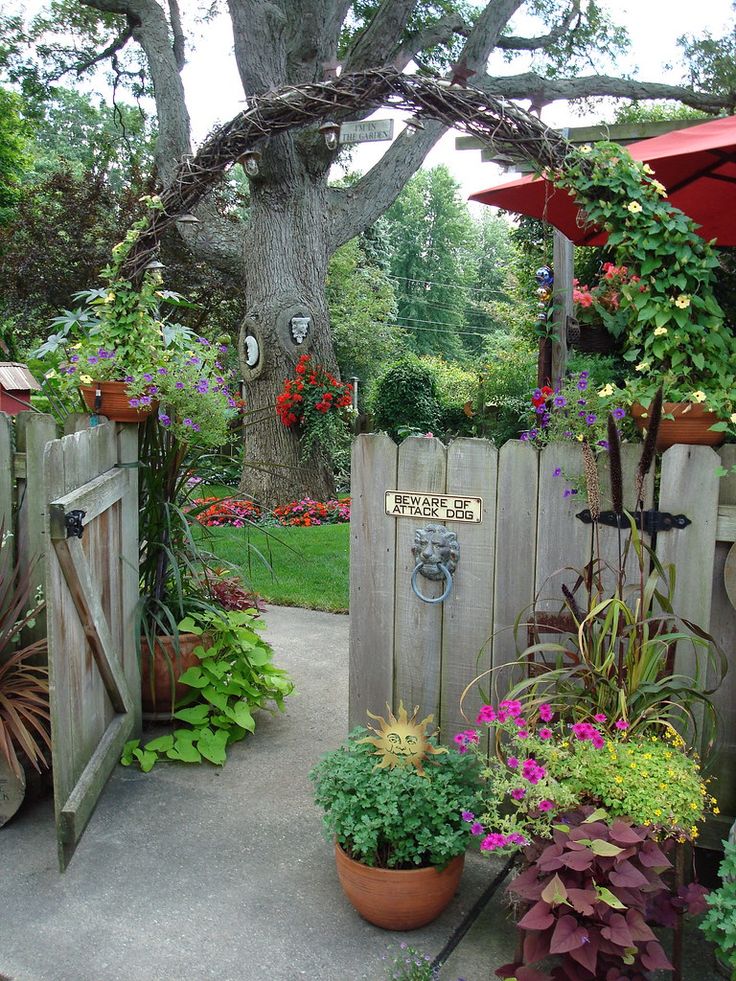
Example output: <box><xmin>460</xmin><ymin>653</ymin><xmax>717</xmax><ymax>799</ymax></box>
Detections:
<box><xmin>385</xmin><ymin>165</ymin><xmax>478</xmax><ymax>360</ymax></box>
<box><xmin>2</xmin><ymin>1</ymin><xmax>733</xmax><ymax>504</ymax></box>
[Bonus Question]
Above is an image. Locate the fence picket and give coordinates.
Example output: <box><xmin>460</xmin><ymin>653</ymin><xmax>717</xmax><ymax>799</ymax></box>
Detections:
<box><xmin>15</xmin><ymin>413</ymin><xmax>57</xmax><ymax>648</ymax></box>
<box><xmin>348</xmin><ymin>434</ymin><xmax>398</xmax><ymax>729</ymax></box>
<box><xmin>440</xmin><ymin>438</ymin><xmax>497</xmax><ymax>744</ymax></box>
<box><xmin>0</xmin><ymin>413</ymin><xmax>11</xmax><ymax>547</ymax></box>
<box><xmin>393</xmin><ymin>437</ymin><xmax>447</xmax><ymax>719</ymax></box>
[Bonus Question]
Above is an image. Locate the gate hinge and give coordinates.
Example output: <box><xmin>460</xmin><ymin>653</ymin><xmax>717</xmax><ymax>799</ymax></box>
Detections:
<box><xmin>65</xmin><ymin>509</ymin><xmax>86</xmax><ymax>539</ymax></box>
<box><xmin>576</xmin><ymin>509</ymin><xmax>691</xmax><ymax>533</ymax></box>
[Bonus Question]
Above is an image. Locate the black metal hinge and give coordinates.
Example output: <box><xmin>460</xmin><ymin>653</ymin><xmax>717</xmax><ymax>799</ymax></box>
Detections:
<box><xmin>576</xmin><ymin>509</ymin><xmax>691</xmax><ymax>533</ymax></box>
<box><xmin>65</xmin><ymin>509</ymin><xmax>86</xmax><ymax>539</ymax></box>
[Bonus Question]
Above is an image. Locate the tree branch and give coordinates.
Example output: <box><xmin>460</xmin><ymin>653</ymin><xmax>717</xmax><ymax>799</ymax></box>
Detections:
<box><xmin>328</xmin><ymin>0</ymin><xmax>525</xmax><ymax>245</ymax></box>
<box><xmin>475</xmin><ymin>71</ymin><xmax>736</xmax><ymax>113</ymax></box>
<box><xmin>81</xmin><ymin>0</ymin><xmax>192</xmax><ymax>183</ymax></box>
<box><xmin>497</xmin><ymin>0</ymin><xmax>581</xmax><ymax>51</ymax></box>
<box><xmin>327</xmin><ymin>117</ymin><xmax>447</xmax><ymax>250</ymax></box>
<box><xmin>168</xmin><ymin>0</ymin><xmax>186</xmax><ymax>70</ymax></box>
<box><xmin>390</xmin><ymin>12</ymin><xmax>468</xmax><ymax>72</ymax></box>
<box><xmin>343</xmin><ymin>0</ymin><xmax>417</xmax><ymax>72</ymax></box>
<box><xmin>70</xmin><ymin>20</ymin><xmax>136</xmax><ymax>74</ymax></box>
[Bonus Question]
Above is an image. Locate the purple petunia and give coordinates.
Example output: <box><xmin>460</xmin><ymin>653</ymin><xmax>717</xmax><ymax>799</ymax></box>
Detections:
<box><xmin>159</xmin><ymin>414</ymin><xmax>171</xmax><ymax>426</ymax></box>
<box><xmin>563</xmin><ymin>488</ymin><xmax>578</xmax><ymax>498</ymax></box>
<box><xmin>552</xmin><ymin>467</ymin><xmax>562</xmax><ymax>477</ymax></box>
<box><xmin>612</xmin><ymin>407</ymin><xmax>626</xmax><ymax>420</ymax></box>
<box><xmin>554</xmin><ymin>395</ymin><xmax>566</xmax><ymax>407</ymax></box>
<box><xmin>195</xmin><ymin>379</ymin><xmax>209</xmax><ymax>394</ymax></box>
<box><xmin>586</xmin><ymin>413</ymin><xmax>597</xmax><ymax>425</ymax></box>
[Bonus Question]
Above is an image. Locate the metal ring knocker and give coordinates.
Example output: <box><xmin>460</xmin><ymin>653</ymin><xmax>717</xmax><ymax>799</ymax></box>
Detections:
<box><xmin>410</xmin><ymin>524</ymin><xmax>459</xmax><ymax>605</ymax></box>
<box><xmin>411</xmin><ymin>561</ymin><xmax>453</xmax><ymax>604</ymax></box>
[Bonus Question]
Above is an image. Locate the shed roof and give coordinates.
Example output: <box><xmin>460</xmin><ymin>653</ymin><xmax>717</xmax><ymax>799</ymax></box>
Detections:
<box><xmin>0</xmin><ymin>362</ymin><xmax>42</xmax><ymax>391</ymax></box>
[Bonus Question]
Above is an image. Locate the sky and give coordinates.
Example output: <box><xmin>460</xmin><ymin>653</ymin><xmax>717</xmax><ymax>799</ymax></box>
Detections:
<box><xmin>7</xmin><ymin>0</ymin><xmax>735</xmax><ymax>201</ymax></box>
<box><xmin>173</xmin><ymin>0</ymin><xmax>734</xmax><ymax>201</ymax></box>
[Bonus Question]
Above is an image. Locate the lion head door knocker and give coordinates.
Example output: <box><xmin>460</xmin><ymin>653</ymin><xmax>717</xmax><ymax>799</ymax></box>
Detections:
<box><xmin>410</xmin><ymin>523</ymin><xmax>459</xmax><ymax>605</ymax></box>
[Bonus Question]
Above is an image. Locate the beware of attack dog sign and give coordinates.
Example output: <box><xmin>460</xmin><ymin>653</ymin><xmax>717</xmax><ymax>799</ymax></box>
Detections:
<box><xmin>384</xmin><ymin>491</ymin><xmax>482</xmax><ymax>523</ymax></box>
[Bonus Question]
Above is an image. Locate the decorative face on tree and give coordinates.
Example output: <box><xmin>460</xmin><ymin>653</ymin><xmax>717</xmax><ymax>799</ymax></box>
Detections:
<box><xmin>358</xmin><ymin>701</ymin><xmax>447</xmax><ymax>776</ymax></box>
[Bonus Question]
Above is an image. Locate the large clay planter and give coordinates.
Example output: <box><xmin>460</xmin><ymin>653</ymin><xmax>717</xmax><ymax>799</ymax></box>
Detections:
<box><xmin>79</xmin><ymin>381</ymin><xmax>156</xmax><ymax>423</ymax></box>
<box><xmin>140</xmin><ymin>633</ymin><xmax>207</xmax><ymax>719</ymax></box>
<box><xmin>631</xmin><ymin>401</ymin><xmax>726</xmax><ymax>451</ymax></box>
<box><xmin>334</xmin><ymin>842</ymin><xmax>464</xmax><ymax>930</ymax></box>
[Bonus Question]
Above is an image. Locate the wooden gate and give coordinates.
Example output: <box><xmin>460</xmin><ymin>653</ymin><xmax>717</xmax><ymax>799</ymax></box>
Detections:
<box><xmin>45</xmin><ymin>422</ymin><xmax>140</xmax><ymax>869</ymax></box>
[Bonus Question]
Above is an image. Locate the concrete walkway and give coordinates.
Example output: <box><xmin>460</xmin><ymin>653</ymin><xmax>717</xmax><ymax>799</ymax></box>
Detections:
<box><xmin>0</xmin><ymin>606</ymin><xmax>722</xmax><ymax>981</ymax></box>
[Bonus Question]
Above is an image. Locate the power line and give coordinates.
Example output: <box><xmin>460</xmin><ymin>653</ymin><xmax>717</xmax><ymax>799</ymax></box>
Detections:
<box><xmin>388</xmin><ymin>274</ymin><xmax>507</xmax><ymax>295</ymax></box>
<box><xmin>392</xmin><ymin>321</ymin><xmax>499</xmax><ymax>340</ymax></box>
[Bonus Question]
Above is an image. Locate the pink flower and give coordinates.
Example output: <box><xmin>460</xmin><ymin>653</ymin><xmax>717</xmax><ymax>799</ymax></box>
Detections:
<box><xmin>538</xmin><ymin>704</ymin><xmax>554</xmax><ymax>722</ymax></box>
<box><xmin>538</xmin><ymin>800</ymin><xmax>554</xmax><ymax>812</ymax></box>
<box><xmin>470</xmin><ymin>822</ymin><xmax>484</xmax><ymax>836</ymax></box>
<box><xmin>514</xmin><ymin>717</ymin><xmax>527</xmax><ymax>728</ymax></box>
<box><xmin>594</xmin><ymin>713</ymin><xmax>607</xmax><ymax>723</ymax></box>
<box><xmin>517</xmin><ymin>730</ymin><xmax>529</xmax><ymax>739</ymax></box>
<box><xmin>500</xmin><ymin>699</ymin><xmax>523</xmax><ymax>718</ymax></box>
<box><xmin>615</xmin><ymin>719</ymin><xmax>629</xmax><ymax>730</ymax></box>
<box><xmin>507</xmin><ymin>756</ymin><xmax>519</xmax><ymax>769</ymax></box>
<box><xmin>510</xmin><ymin>787</ymin><xmax>526</xmax><ymax>800</ymax></box>
<box><xmin>591</xmin><ymin>734</ymin><xmax>605</xmax><ymax>749</ymax></box>
<box><xmin>476</xmin><ymin>705</ymin><xmax>496</xmax><ymax>724</ymax></box>
<box><xmin>539</xmin><ymin>728</ymin><xmax>553</xmax><ymax>740</ymax></box>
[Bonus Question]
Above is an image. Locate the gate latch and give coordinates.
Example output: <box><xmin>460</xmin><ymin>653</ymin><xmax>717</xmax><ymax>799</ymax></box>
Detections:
<box><xmin>576</xmin><ymin>509</ymin><xmax>691</xmax><ymax>533</ymax></box>
<box><xmin>65</xmin><ymin>509</ymin><xmax>86</xmax><ymax>539</ymax></box>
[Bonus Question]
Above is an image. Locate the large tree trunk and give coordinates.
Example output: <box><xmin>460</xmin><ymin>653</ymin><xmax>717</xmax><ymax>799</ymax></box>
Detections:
<box><xmin>238</xmin><ymin>137</ymin><xmax>337</xmax><ymax>507</ymax></box>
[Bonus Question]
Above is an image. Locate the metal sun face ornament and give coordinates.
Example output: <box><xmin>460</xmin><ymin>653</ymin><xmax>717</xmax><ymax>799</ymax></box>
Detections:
<box><xmin>357</xmin><ymin>701</ymin><xmax>447</xmax><ymax>776</ymax></box>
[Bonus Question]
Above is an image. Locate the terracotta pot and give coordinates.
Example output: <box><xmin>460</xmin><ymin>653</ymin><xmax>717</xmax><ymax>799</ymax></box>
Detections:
<box><xmin>79</xmin><ymin>381</ymin><xmax>156</xmax><ymax>423</ymax></box>
<box><xmin>140</xmin><ymin>633</ymin><xmax>208</xmax><ymax>719</ymax></box>
<box><xmin>631</xmin><ymin>401</ymin><xmax>726</xmax><ymax>451</ymax></box>
<box><xmin>334</xmin><ymin>842</ymin><xmax>464</xmax><ymax>930</ymax></box>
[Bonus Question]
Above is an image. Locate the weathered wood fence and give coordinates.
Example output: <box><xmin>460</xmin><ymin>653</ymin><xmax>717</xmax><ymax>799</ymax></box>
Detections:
<box><xmin>349</xmin><ymin>435</ymin><xmax>736</xmax><ymax>831</ymax></box>
<box><xmin>1</xmin><ymin>411</ymin><xmax>141</xmax><ymax>867</ymax></box>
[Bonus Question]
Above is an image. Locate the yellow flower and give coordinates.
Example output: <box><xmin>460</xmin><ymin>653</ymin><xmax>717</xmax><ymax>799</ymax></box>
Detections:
<box><xmin>576</xmin><ymin>433</ymin><xmax>584</xmax><ymax>442</ymax></box>
<box><xmin>104</xmin><ymin>291</ymin><xmax>116</xmax><ymax>304</ymax></box>
<box><xmin>653</xmin><ymin>327</ymin><xmax>668</xmax><ymax>337</ymax></box>
<box><xmin>627</xmin><ymin>201</ymin><xmax>643</xmax><ymax>213</ymax></box>
<box><xmin>651</xmin><ymin>180</ymin><xmax>667</xmax><ymax>197</ymax></box>
<box><xmin>643</xmin><ymin>163</ymin><xmax>655</xmax><ymax>175</ymax></box>
<box><xmin>79</xmin><ymin>374</ymin><xmax>93</xmax><ymax>384</ymax></box>
<box><xmin>691</xmin><ymin>390</ymin><xmax>707</xmax><ymax>403</ymax></box>
<box><xmin>690</xmin><ymin>802</ymin><xmax>698</xmax><ymax>810</ymax></box>
<box><xmin>614</xmin><ymin>775</ymin><xmax>623</xmax><ymax>784</ymax></box>
<box><xmin>730</xmin><ymin>413</ymin><xmax>736</xmax><ymax>424</ymax></box>
<box><xmin>654</xmin><ymin>809</ymin><xmax>662</xmax><ymax>816</ymax></box>
<box><xmin>70</xmin><ymin>342</ymin><xmax>82</xmax><ymax>350</ymax></box>
<box><xmin>692</xmin><ymin>828</ymin><xmax>700</xmax><ymax>838</ymax></box>
<box><xmin>44</xmin><ymin>368</ymin><xmax>57</xmax><ymax>379</ymax></box>
<box><xmin>714</xmin><ymin>807</ymin><xmax>721</xmax><ymax>814</ymax></box>
<box><xmin>675</xmin><ymin>294</ymin><xmax>691</xmax><ymax>309</ymax></box>
<box><xmin>630</xmin><ymin>763</ymin><xmax>637</xmax><ymax>769</ymax></box>
<box><xmin>635</xmin><ymin>361</ymin><xmax>650</xmax><ymax>372</ymax></box>
<box><xmin>659</xmin><ymin>784</ymin><xmax>667</xmax><ymax>790</ymax></box>
<box><xmin>561</xmin><ymin>741</ymin><xmax>569</xmax><ymax>748</ymax></box>
<box><xmin>598</xmin><ymin>383</ymin><xmax>615</xmax><ymax>397</ymax></box>
<box><xmin>580</xmin><ymin>144</ymin><xmax>592</xmax><ymax>153</ymax></box>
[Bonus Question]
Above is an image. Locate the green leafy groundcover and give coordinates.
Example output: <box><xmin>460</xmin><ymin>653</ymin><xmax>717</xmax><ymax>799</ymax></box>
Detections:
<box><xmin>309</xmin><ymin>730</ymin><xmax>482</xmax><ymax>869</ymax></box>
<box><xmin>122</xmin><ymin>608</ymin><xmax>294</xmax><ymax>770</ymax></box>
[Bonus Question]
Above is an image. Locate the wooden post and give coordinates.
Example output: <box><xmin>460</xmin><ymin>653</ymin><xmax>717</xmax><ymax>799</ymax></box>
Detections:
<box><xmin>551</xmin><ymin>230</ymin><xmax>574</xmax><ymax>387</ymax></box>
<box><xmin>0</xmin><ymin>413</ymin><xmax>11</xmax><ymax>541</ymax></box>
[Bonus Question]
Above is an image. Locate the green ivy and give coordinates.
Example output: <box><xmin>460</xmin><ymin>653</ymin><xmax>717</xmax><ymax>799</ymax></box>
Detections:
<box><xmin>121</xmin><ymin>608</ymin><xmax>295</xmax><ymax>770</ymax></box>
<box><xmin>556</xmin><ymin>142</ymin><xmax>736</xmax><ymax>420</ymax></box>
<box><xmin>701</xmin><ymin>835</ymin><xmax>736</xmax><ymax>976</ymax></box>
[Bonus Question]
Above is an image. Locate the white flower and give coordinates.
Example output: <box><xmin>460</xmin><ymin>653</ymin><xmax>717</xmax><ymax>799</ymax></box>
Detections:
<box><xmin>627</xmin><ymin>201</ymin><xmax>643</xmax><ymax>214</ymax></box>
<box><xmin>597</xmin><ymin>384</ymin><xmax>614</xmax><ymax>397</ymax></box>
<box><xmin>651</xmin><ymin>180</ymin><xmax>667</xmax><ymax>197</ymax></box>
<box><xmin>690</xmin><ymin>390</ymin><xmax>707</xmax><ymax>403</ymax></box>
<box><xmin>675</xmin><ymin>294</ymin><xmax>691</xmax><ymax>309</ymax></box>
<box><xmin>730</xmin><ymin>413</ymin><xmax>736</xmax><ymax>424</ymax></box>
<box><xmin>635</xmin><ymin>361</ymin><xmax>650</xmax><ymax>372</ymax></box>
<box><xmin>653</xmin><ymin>327</ymin><xmax>668</xmax><ymax>337</ymax></box>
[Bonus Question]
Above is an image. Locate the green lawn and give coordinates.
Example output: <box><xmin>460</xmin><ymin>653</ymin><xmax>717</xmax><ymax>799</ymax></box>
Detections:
<box><xmin>199</xmin><ymin>522</ymin><xmax>350</xmax><ymax>613</ymax></box>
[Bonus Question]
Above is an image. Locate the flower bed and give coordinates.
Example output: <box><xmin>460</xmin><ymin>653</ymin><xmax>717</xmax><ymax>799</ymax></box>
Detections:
<box><xmin>191</xmin><ymin>495</ymin><xmax>351</xmax><ymax>528</ymax></box>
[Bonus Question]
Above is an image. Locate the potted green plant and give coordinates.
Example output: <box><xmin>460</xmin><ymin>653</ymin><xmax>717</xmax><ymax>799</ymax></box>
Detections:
<box><xmin>557</xmin><ymin>143</ymin><xmax>736</xmax><ymax>449</ymax></box>
<box><xmin>0</xmin><ymin>532</ymin><xmax>50</xmax><ymax>826</ymax></box>
<box><xmin>309</xmin><ymin>703</ymin><xmax>482</xmax><ymax>930</ymax></box>
<box><xmin>122</xmin><ymin>606</ymin><xmax>294</xmax><ymax>769</ymax></box>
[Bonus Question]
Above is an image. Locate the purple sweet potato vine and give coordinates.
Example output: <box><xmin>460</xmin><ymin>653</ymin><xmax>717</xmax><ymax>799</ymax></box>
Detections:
<box><xmin>496</xmin><ymin>806</ymin><xmax>706</xmax><ymax>981</ymax></box>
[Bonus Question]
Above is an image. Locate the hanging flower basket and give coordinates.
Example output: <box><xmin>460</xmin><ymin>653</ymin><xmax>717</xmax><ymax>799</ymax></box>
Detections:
<box><xmin>631</xmin><ymin>401</ymin><xmax>726</xmax><ymax>451</ymax></box>
<box><xmin>79</xmin><ymin>381</ymin><xmax>157</xmax><ymax>423</ymax></box>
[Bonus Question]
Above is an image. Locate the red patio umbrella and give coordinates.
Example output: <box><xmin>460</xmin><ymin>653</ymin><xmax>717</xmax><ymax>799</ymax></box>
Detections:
<box><xmin>469</xmin><ymin>114</ymin><xmax>736</xmax><ymax>246</ymax></box>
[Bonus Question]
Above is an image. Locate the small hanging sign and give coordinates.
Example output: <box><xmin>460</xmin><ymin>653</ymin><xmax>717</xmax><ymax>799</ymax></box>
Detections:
<box><xmin>385</xmin><ymin>491</ymin><xmax>482</xmax><ymax>523</ymax></box>
<box><xmin>340</xmin><ymin>119</ymin><xmax>395</xmax><ymax>144</ymax></box>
